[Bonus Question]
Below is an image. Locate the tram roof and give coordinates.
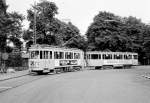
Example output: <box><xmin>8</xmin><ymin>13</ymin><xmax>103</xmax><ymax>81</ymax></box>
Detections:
<box><xmin>86</xmin><ymin>51</ymin><xmax>138</xmax><ymax>54</ymax></box>
<box><xmin>29</xmin><ymin>44</ymin><xmax>82</xmax><ymax>51</ymax></box>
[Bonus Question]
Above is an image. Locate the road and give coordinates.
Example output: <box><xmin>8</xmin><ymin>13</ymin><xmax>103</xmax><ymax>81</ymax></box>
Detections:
<box><xmin>0</xmin><ymin>66</ymin><xmax>150</xmax><ymax>103</ymax></box>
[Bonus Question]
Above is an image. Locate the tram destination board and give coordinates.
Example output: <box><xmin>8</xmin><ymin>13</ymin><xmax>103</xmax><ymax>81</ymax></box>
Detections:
<box><xmin>60</xmin><ymin>60</ymin><xmax>78</xmax><ymax>66</ymax></box>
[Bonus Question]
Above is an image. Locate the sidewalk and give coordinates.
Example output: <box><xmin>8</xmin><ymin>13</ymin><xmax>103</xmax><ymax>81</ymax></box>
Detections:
<box><xmin>0</xmin><ymin>70</ymin><xmax>29</xmax><ymax>81</ymax></box>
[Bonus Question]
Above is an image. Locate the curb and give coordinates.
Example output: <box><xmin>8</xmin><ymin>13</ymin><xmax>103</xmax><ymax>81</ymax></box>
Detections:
<box><xmin>0</xmin><ymin>72</ymin><xmax>29</xmax><ymax>82</ymax></box>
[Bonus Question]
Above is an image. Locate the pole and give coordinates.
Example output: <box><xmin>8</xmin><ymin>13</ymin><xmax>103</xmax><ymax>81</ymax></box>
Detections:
<box><xmin>0</xmin><ymin>52</ymin><xmax>2</xmax><ymax>72</ymax></box>
<box><xmin>33</xmin><ymin>1</ymin><xmax>37</xmax><ymax>45</ymax></box>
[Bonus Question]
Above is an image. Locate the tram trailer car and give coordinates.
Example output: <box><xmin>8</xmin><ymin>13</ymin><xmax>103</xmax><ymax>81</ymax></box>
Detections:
<box><xmin>85</xmin><ymin>51</ymin><xmax>138</xmax><ymax>69</ymax></box>
<box><xmin>29</xmin><ymin>45</ymin><xmax>84</xmax><ymax>74</ymax></box>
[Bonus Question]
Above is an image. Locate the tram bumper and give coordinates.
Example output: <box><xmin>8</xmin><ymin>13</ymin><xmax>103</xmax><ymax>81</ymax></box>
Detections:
<box><xmin>30</xmin><ymin>67</ymin><xmax>42</xmax><ymax>72</ymax></box>
<box><xmin>43</xmin><ymin>68</ymin><xmax>49</xmax><ymax>73</ymax></box>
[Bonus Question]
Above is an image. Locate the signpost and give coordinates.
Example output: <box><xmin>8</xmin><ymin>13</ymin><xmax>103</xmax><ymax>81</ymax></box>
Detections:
<box><xmin>2</xmin><ymin>53</ymin><xmax>9</xmax><ymax>60</ymax></box>
<box><xmin>0</xmin><ymin>53</ymin><xmax>9</xmax><ymax>73</ymax></box>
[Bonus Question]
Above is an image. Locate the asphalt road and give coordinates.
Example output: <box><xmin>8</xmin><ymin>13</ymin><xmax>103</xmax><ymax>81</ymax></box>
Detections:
<box><xmin>0</xmin><ymin>66</ymin><xmax>150</xmax><ymax>103</ymax></box>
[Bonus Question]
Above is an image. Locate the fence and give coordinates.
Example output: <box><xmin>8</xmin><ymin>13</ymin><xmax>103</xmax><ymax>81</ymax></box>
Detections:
<box><xmin>0</xmin><ymin>53</ymin><xmax>28</xmax><ymax>73</ymax></box>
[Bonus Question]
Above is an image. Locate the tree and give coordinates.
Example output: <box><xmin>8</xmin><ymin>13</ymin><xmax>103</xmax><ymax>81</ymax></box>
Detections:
<box><xmin>64</xmin><ymin>35</ymin><xmax>87</xmax><ymax>51</ymax></box>
<box><xmin>86</xmin><ymin>11</ymin><xmax>150</xmax><ymax>64</ymax></box>
<box><xmin>86</xmin><ymin>11</ymin><xmax>132</xmax><ymax>51</ymax></box>
<box><xmin>26</xmin><ymin>0</ymin><xmax>58</xmax><ymax>45</ymax></box>
<box><xmin>0</xmin><ymin>0</ymin><xmax>24</xmax><ymax>52</ymax></box>
<box><xmin>24</xmin><ymin>0</ymin><xmax>85</xmax><ymax>50</ymax></box>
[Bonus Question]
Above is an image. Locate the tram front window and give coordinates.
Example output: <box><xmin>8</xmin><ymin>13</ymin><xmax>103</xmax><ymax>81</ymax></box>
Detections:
<box><xmin>31</xmin><ymin>51</ymin><xmax>39</xmax><ymax>59</ymax></box>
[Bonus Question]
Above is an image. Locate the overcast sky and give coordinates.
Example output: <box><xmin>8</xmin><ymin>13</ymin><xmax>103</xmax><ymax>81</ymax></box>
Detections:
<box><xmin>7</xmin><ymin>0</ymin><xmax>150</xmax><ymax>34</ymax></box>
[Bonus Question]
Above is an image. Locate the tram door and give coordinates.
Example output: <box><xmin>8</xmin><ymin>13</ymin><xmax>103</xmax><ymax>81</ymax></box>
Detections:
<box><xmin>40</xmin><ymin>51</ymin><xmax>49</xmax><ymax>71</ymax></box>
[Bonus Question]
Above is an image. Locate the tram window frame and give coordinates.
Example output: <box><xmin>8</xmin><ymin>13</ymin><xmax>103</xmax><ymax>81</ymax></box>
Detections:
<box><xmin>49</xmin><ymin>51</ymin><xmax>52</xmax><ymax>59</ymax></box>
<box><xmin>65</xmin><ymin>52</ymin><xmax>74</xmax><ymax>59</ymax></box>
<box><xmin>54</xmin><ymin>52</ymin><xmax>58</xmax><ymax>59</ymax></box>
<box><xmin>91</xmin><ymin>54</ymin><xmax>99</xmax><ymax>59</ymax></box>
<box><xmin>43</xmin><ymin>51</ymin><xmax>46</xmax><ymax>59</ymax></box>
<box><xmin>30</xmin><ymin>51</ymin><xmax>33</xmax><ymax>59</ymax></box>
<box><xmin>74</xmin><ymin>53</ymin><xmax>80</xmax><ymax>59</ymax></box>
<box><xmin>40</xmin><ymin>51</ymin><xmax>42</xmax><ymax>59</ymax></box>
<box><xmin>133</xmin><ymin>55</ymin><xmax>138</xmax><ymax>59</ymax></box>
<box><xmin>45</xmin><ymin>51</ymin><xmax>48</xmax><ymax>59</ymax></box>
<box><xmin>60</xmin><ymin>52</ymin><xmax>64</xmax><ymax>59</ymax></box>
<box><xmin>124</xmin><ymin>54</ymin><xmax>132</xmax><ymax>59</ymax></box>
<box><xmin>88</xmin><ymin>54</ymin><xmax>91</xmax><ymax>59</ymax></box>
<box><xmin>84</xmin><ymin>54</ymin><xmax>86</xmax><ymax>59</ymax></box>
<box><xmin>86</xmin><ymin>54</ymin><xmax>90</xmax><ymax>59</ymax></box>
<box><xmin>74</xmin><ymin>53</ymin><xmax>77</xmax><ymax>59</ymax></box>
<box><xmin>31</xmin><ymin>51</ymin><xmax>39</xmax><ymax>59</ymax></box>
<box><xmin>103</xmin><ymin>54</ymin><xmax>112</xmax><ymax>59</ymax></box>
<box><xmin>65</xmin><ymin>52</ymin><xmax>67</xmax><ymax>59</ymax></box>
<box><xmin>128</xmin><ymin>55</ymin><xmax>132</xmax><ymax>59</ymax></box>
<box><xmin>71</xmin><ymin>52</ymin><xmax>73</xmax><ymax>59</ymax></box>
<box><xmin>114</xmin><ymin>54</ymin><xmax>122</xmax><ymax>59</ymax></box>
<box><xmin>99</xmin><ymin>54</ymin><xmax>101</xmax><ymax>59</ymax></box>
<box><xmin>54</xmin><ymin>51</ymin><xmax>64</xmax><ymax>59</ymax></box>
<box><xmin>44</xmin><ymin>51</ymin><xmax>46</xmax><ymax>59</ymax></box>
<box><xmin>124</xmin><ymin>55</ymin><xmax>128</xmax><ymax>59</ymax></box>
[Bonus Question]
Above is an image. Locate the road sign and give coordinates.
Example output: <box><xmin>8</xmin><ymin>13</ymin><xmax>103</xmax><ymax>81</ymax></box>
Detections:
<box><xmin>2</xmin><ymin>53</ymin><xmax>9</xmax><ymax>60</ymax></box>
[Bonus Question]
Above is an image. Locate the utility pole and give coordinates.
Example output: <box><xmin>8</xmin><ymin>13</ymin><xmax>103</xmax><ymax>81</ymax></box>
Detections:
<box><xmin>33</xmin><ymin>1</ymin><xmax>37</xmax><ymax>45</ymax></box>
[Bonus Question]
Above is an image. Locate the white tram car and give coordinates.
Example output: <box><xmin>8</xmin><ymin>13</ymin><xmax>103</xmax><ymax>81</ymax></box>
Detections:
<box><xmin>29</xmin><ymin>45</ymin><xmax>84</xmax><ymax>74</ymax></box>
<box><xmin>85</xmin><ymin>51</ymin><xmax>138</xmax><ymax>69</ymax></box>
<box><xmin>28</xmin><ymin>44</ymin><xmax>139</xmax><ymax>74</ymax></box>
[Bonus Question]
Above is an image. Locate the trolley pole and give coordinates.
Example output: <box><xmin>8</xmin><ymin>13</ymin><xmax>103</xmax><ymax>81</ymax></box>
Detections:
<box><xmin>33</xmin><ymin>1</ymin><xmax>37</xmax><ymax>45</ymax></box>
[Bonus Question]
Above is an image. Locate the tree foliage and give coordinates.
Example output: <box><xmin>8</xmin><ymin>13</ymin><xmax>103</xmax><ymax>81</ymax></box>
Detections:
<box><xmin>24</xmin><ymin>0</ymin><xmax>85</xmax><ymax>50</ymax></box>
<box><xmin>86</xmin><ymin>11</ymin><xmax>150</xmax><ymax>64</ymax></box>
<box><xmin>0</xmin><ymin>1</ymin><xmax>24</xmax><ymax>52</ymax></box>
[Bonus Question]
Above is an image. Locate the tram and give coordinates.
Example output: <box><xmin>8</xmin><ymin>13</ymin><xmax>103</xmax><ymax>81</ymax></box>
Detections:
<box><xmin>85</xmin><ymin>51</ymin><xmax>138</xmax><ymax>69</ymax></box>
<box><xmin>28</xmin><ymin>44</ymin><xmax>84</xmax><ymax>74</ymax></box>
<box><xmin>28</xmin><ymin>44</ymin><xmax>139</xmax><ymax>74</ymax></box>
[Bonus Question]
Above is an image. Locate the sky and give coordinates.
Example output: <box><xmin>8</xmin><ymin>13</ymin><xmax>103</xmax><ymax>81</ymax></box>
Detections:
<box><xmin>6</xmin><ymin>0</ymin><xmax>150</xmax><ymax>34</ymax></box>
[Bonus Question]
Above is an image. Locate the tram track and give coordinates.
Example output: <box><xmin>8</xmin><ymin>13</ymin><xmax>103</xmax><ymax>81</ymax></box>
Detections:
<box><xmin>0</xmin><ymin>73</ymin><xmax>50</xmax><ymax>93</ymax></box>
<box><xmin>0</xmin><ymin>69</ymin><xmax>83</xmax><ymax>93</ymax></box>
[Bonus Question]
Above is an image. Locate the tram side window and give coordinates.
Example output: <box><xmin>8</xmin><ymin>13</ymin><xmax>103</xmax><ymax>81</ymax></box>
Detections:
<box><xmin>128</xmin><ymin>55</ymin><xmax>132</xmax><ymax>59</ymax></box>
<box><xmin>45</xmin><ymin>51</ymin><xmax>49</xmax><ymax>59</ymax></box>
<box><xmin>71</xmin><ymin>52</ymin><xmax>73</xmax><ymax>59</ymax></box>
<box><xmin>65</xmin><ymin>52</ymin><xmax>67</xmax><ymax>59</ymax></box>
<box><xmin>74</xmin><ymin>53</ymin><xmax>80</xmax><ymax>59</ymax></box>
<box><xmin>40</xmin><ymin>51</ymin><xmax>42</xmax><ymax>59</ymax></box>
<box><xmin>124</xmin><ymin>55</ymin><xmax>128</xmax><ymax>59</ymax></box>
<box><xmin>84</xmin><ymin>54</ymin><xmax>86</xmax><ymax>59</ymax></box>
<box><xmin>49</xmin><ymin>51</ymin><xmax>52</xmax><ymax>59</ymax></box>
<box><xmin>65</xmin><ymin>52</ymin><xmax>73</xmax><ymax>59</ymax></box>
<box><xmin>60</xmin><ymin>52</ymin><xmax>64</xmax><ymax>59</ymax></box>
<box><xmin>54</xmin><ymin>52</ymin><xmax>64</xmax><ymax>59</ymax></box>
<box><xmin>91</xmin><ymin>54</ymin><xmax>98</xmax><ymax>59</ymax></box>
<box><xmin>54</xmin><ymin>52</ymin><xmax>57</xmax><ymax>59</ymax></box>
<box><xmin>86</xmin><ymin>54</ymin><xmax>90</xmax><ymax>59</ymax></box>
<box><xmin>99</xmin><ymin>54</ymin><xmax>101</xmax><ymax>59</ymax></box>
<box><xmin>124</xmin><ymin>54</ymin><xmax>132</xmax><ymax>59</ymax></box>
<box><xmin>31</xmin><ymin>51</ymin><xmax>39</xmax><ymax>59</ymax></box>
<box><xmin>103</xmin><ymin>54</ymin><xmax>112</xmax><ymax>59</ymax></box>
<box><xmin>114</xmin><ymin>54</ymin><xmax>122</xmax><ymax>59</ymax></box>
<box><xmin>88</xmin><ymin>54</ymin><xmax>90</xmax><ymax>59</ymax></box>
<box><xmin>133</xmin><ymin>55</ymin><xmax>138</xmax><ymax>59</ymax></box>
